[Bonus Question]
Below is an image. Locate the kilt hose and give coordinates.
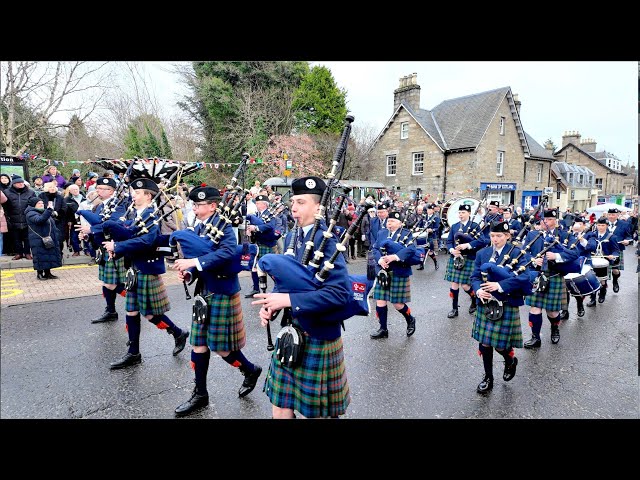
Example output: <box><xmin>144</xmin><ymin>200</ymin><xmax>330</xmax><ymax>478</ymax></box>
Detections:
<box><xmin>372</xmin><ymin>273</ymin><xmax>411</xmax><ymax>304</ymax></box>
<box><xmin>444</xmin><ymin>255</ymin><xmax>474</xmax><ymax>284</ymax></box>
<box><xmin>190</xmin><ymin>291</ymin><xmax>246</xmax><ymax>352</ymax></box>
<box><xmin>264</xmin><ymin>332</ymin><xmax>350</xmax><ymax>418</ymax></box>
<box><xmin>99</xmin><ymin>257</ymin><xmax>126</xmax><ymax>285</ymax></box>
<box><xmin>472</xmin><ymin>303</ymin><xmax>523</xmax><ymax>350</ymax></box>
<box><xmin>125</xmin><ymin>272</ymin><xmax>170</xmax><ymax>316</ymax></box>
<box><xmin>524</xmin><ymin>274</ymin><xmax>564</xmax><ymax>312</ymax></box>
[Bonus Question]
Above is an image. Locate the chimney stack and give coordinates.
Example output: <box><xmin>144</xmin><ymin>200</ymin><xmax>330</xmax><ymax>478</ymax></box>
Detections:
<box><xmin>561</xmin><ymin>130</ymin><xmax>582</xmax><ymax>148</ymax></box>
<box><xmin>394</xmin><ymin>72</ymin><xmax>421</xmax><ymax>112</ymax></box>
<box><xmin>580</xmin><ymin>137</ymin><xmax>597</xmax><ymax>152</ymax></box>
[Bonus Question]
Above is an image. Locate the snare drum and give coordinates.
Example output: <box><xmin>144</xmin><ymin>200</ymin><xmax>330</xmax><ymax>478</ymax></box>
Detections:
<box><xmin>440</xmin><ymin>197</ymin><xmax>481</xmax><ymax>231</ymax></box>
<box><xmin>591</xmin><ymin>256</ymin><xmax>610</xmax><ymax>280</ymax></box>
<box><xmin>564</xmin><ymin>265</ymin><xmax>601</xmax><ymax>297</ymax></box>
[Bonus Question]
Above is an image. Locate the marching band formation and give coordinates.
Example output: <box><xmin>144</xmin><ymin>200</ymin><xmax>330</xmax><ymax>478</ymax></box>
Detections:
<box><xmin>75</xmin><ymin>116</ymin><xmax>637</xmax><ymax>418</ymax></box>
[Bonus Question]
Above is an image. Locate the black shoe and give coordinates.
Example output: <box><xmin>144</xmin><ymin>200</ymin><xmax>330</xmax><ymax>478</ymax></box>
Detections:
<box><xmin>577</xmin><ymin>305</ymin><xmax>585</xmax><ymax>317</ymax></box>
<box><xmin>416</xmin><ymin>265</ymin><xmax>424</xmax><ymax>270</ymax></box>
<box><xmin>476</xmin><ymin>374</ymin><xmax>494</xmax><ymax>393</ymax></box>
<box><xmin>238</xmin><ymin>365</ymin><xmax>263</xmax><ymax>398</ymax></box>
<box><xmin>468</xmin><ymin>304</ymin><xmax>477</xmax><ymax>315</ymax></box>
<box><xmin>550</xmin><ymin>325</ymin><xmax>560</xmax><ymax>344</ymax></box>
<box><xmin>612</xmin><ymin>279</ymin><xmax>619</xmax><ymax>293</ymax></box>
<box><xmin>406</xmin><ymin>315</ymin><xmax>416</xmax><ymax>337</ymax></box>
<box><xmin>598</xmin><ymin>291</ymin><xmax>606</xmax><ymax>303</ymax></box>
<box><xmin>175</xmin><ymin>388</ymin><xmax>209</xmax><ymax>417</ymax></box>
<box><xmin>172</xmin><ymin>330</ymin><xmax>189</xmax><ymax>356</ymax></box>
<box><xmin>44</xmin><ymin>272</ymin><xmax>58</xmax><ymax>279</ymax></box>
<box><xmin>447</xmin><ymin>308</ymin><xmax>459</xmax><ymax>318</ymax></box>
<box><xmin>586</xmin><ymin>297</ymin><xmax>596</xmax><ymax>307</ymax></box>
<box><xmin>370</xmin><ymin>328</ymin><xmax>389</xmax><ymax>339</ymax></box>
<box><xmin>92</xmin><ymin>309</ymin><xmax>118</xmax><ymax>323</ymax></box>
<box><xmin>503</xmin><ymin>357</ymin><xmax>518</xmax><ymax>382</ymax></box>
<box><xmin>244</xmin><ymin>289</ymin><xmax>260</xmax><ymax>298</ymax></box>
<box><xmin>37</xmin><ymin>272</ymin><xmax>47</xmax><ymax>280</ymax></box>
<box><xmin>558</xmin><ymin>309</ymin><xmax>569</xmax><ymax>320</ymax></box>
<box><xmin>109</xmin><ymin>352</ymin><xmax>142</xmax><ymax>370</ymax></box>
<box><xmin>433</xmin><ymin>261</ymin><xmax>439</xmax><ymax>271</ymax></box>
<box><xmin>524</xmin><ymin>335</ymin><xmax>541</xmax><ymax>349</ymax></box>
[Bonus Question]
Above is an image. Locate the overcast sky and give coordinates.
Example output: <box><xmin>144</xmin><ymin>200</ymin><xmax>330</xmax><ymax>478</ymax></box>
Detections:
<box><xmin>148</xmin><ymin>61</ymin><xmax>638</xmax><ymax>166</ymax></box>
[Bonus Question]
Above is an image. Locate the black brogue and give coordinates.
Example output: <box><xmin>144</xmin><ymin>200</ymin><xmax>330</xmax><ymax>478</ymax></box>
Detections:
<box><xmin>476</xmin><ymin>374</ymin><xmax>494</xmax><ymax>393</ymax></box>
<box><xmin>109</xmin><ymin>352</ymin><xmax>142</xmax><ymax>370</ymax></box>
<box><xmin>244</xmin><ymin>289</ymin><xmax>260</xmax><ymax>298</ymax></box>
<box><xmin>370</xmin><ymin>328</ymin><xmax>389</xmax><ymax>339</ymax></box>
<box><xmin>172</xmin><ymin>330</ymin><xmax>189</xmax><ymax>356</ymax></box>
<box><xmin>175</xmin><ymin>388</ymin><xmax>209</xmax><ymax>417</ymax></box>
<box><xmin>612</xmin><ymin>278</ymin><xmax>620</xmax><ymax>293</ymax></box>
<box><xmin>92</xmin><ymin>309</ymin><xmax>118</xmax><ymax>324</ymax></box>
<box><xmin>406</xmin><ymin>315</ymin><xmax>416</xmax><ymax>337</ymax></box>
<box><xmin>523</xmin><ymin>335</ymin><xmax>541</xmax><ymax>349</ymax></box>
<box><xmin>238</xmin><ymin>365</ymin><xmax>263</xmax><ymax>398</ymax></box>
<box><xmin>503</xmin><ymin>357</ymin><xmax>518</xmax><ymax>382</ymax></box>
<box><xmin>586</xmin><ymin>296</ymin><xmax>596</xmax><ymax>307</ymax></box>
<box><xmin>447</xmin><ymin>308</ymin><xmax>459</xmax><ymax>318</ymax></box>
<box><xmin>550</xmin><ymin>325</ymin><xmax>560</xmax><ymax>344</ymax></box>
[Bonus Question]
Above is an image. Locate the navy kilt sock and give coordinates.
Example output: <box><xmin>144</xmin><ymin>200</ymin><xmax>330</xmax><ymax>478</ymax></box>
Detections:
<box><xmin>125</xmin><ymin>313</ymin><xmax>141</xmax><ymax>354</ymax></box>
<box><xmin>191</xmin><ymin>350</ymin><xmax>210</xmax><ymax>395</ymax></box>
<box><xmin>497</xmin><ymin>347</ymin><xmax>514</xmax><ymax>365</ymax></box>
<box><xmin>149</xmin><ymin>314</ymin><xmax>183</xmax><ymax>337</ymax></box>
<box><xmin>103</xmin><ymin>286</ymin><xmax>117</xmax><ymax>313</ymax></box>
<box><xmin>478</xmin><ymin>343</ymin><xmax>494</xmax><ymax>377</ymax></box>
<box><xmin>376</xmin><ymin>305</ymin><xmax>388</xmax><ymax>329</ymax></box>
<box><xmin>222</xmin><ymin>350</ymin><xmax>257</xmax><ymax>374</ymax></box>
<box><xmin>251</xmin><ymin>271</ymin><xmax>260</xmax><ymax>291</ymax></box>
<box><xmin>398</xmin><ymin>303</ymin><xmax>412</xmax><ymax>322</ymax></box>
<box><xmin>450</xmin><ymin>288</ymin><xmax>459</xmax><ymax>309</ymax></box>
<box><xmin>529</xmin><ymin>312</ymin><xmax>543</xmax><ymax>336</ymax></box>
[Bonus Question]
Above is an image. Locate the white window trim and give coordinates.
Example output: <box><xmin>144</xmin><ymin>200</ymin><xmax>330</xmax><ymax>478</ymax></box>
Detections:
<box><xmin>400</xmin><ymin>122</ymin><xmax>409</xmax><ymax>140</ymax></box>
<box><xmin>412</xmin><ymin>152</ymin><xmax>424</xmax><ymax>176</ymax></box>
<box><xmin>499</xmin><ymin>116</ymin><xmax>505</xmax><ymax>135</ymax></box>
<box><xmin>496</xmin><ymin>151</ymin><xmax>504</xmax><ymax>176</ymax></box>
<box><xmin>536</xmin><ymin>163</ymin><xmax>542</xmax><ymax>182</ymax></box>
<box><xmin>386</xmin><ymin>155</ymin><xmax>397</xmax><ymax>177</ymax></box>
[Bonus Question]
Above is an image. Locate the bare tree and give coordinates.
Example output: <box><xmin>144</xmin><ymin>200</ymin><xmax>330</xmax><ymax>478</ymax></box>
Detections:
<box><xmin>1</xmin><ymin>61</ymin><xmax>112</xmax><ymax>155</ymax></box>
<box><xmin>345</xmin><ymin>121</ymin><xmax>379</xmax><ymax>180</ymax></box>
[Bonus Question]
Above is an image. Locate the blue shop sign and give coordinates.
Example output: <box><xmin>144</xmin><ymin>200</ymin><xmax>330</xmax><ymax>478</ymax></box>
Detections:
<box><xmin>480</xmin><ymin>182</ymin><xmax>517</xmax><ymax>191</ymax></box>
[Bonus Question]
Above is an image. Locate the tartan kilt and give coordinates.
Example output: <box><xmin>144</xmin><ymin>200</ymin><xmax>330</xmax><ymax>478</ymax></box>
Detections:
<box><xmin>444</xmin><ymin>255</ymin><xmax>474</xmax><ymax>284</ymax></box>
<box><xmin>372</xmin><ymin>273</ymin><xmax>411</xmax><ymax>303</ymax></box>
<box><xmin>524</xmin><ymin>274</ymin><xmax>564</xmax><ymax>311</ymax></box>
<box><xmin>264</xmin><ymin>333</ymin><xmax>350</xmax><ymax>418</ymax></box>
<box><xmin>560</xmin><ymin>280</ymin><xmax>568</xmax><ymax>310</ymax></box>
<box><xmin>252</xmin><ymin>244</ymin><xmax>277</xmax><ymax>269</ymax></box>
<box><xmin>98</xmin><ymin>257</ymin><xmax>126</xmax><ymax>285</ymax></box>
<box><xmin>471</xmin><ymin>303</ymin><xmax>523</xmax><ymax>349</ymax></box>
<box><xmin>190</xmin><ymin>292</ymin><xmax>245</xmax><ymax>352</ymax></box>
<box><xmin>610</xmin><ymin>249</ymin><xmax>624</xmax><ymax>271</ymax></box>
<box><xmin>125</xmin><ymin>273</ymin><xmax>170</xmax><ymax>316</ymax></box>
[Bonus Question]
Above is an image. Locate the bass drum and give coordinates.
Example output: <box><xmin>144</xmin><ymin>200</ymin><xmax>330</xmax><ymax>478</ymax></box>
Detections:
<box><xmin>440</xmin><ymin>197</ymin><xmax>482</xmax><ymax>232</ymax></box>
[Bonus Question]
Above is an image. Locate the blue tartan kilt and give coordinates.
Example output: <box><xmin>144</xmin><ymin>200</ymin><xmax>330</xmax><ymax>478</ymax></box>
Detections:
<box><xmin>524</xmin><ymin>274</ymin><xmax>564</xmax><ymax>311</ymax></box>
<box><xmin>444</xmin><ymin>255</ymin><xmax>474</xmax><ymax>284</ymax></box>
<box><xmin>253</xmin><ymin>244</ymin><xmax>277</xmax><ymax>269</ymax></box>
<box><xmin>190</xmin><ymin>291</ymin><xmax>245</xmax><ymax>352</ymax></box>
<box><xmin>125</xmin><ymin>273</ymin><xmax>170</xmax><ymax>316</ymax></box>
<box><xmin>98</xmin><ymin>257</ymin><xmax>126</xmax><ymax>285</ymax></box>
<box><xmin>611</xmin><ymin>249</ymin><xmax>624</xmax><ymax>271</ymax></box>
<box><xmin>472</xmin><ymin>303</ymin><xmax>523</xmax><ymax>349</ymax></box>
<box><xmin>372</xmin><ymin>273</ymin><xmax>411</xmax><ymax>303</ymax></box>
<box><xmin>264</xmin><ymin>332</ymin><xmax>350</xmax><ymax>418</ymax></box>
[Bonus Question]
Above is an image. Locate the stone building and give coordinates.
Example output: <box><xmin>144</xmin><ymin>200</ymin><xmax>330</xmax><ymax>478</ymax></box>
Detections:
<box><xmin>367</xmin><ymin>74</ymin><xmax>553</xmax><ymax>209</ymax></box>
<box><xmin>549</xmin><ymin>162</ymin><xmax>598</xmax><ymax>212</ymax></box>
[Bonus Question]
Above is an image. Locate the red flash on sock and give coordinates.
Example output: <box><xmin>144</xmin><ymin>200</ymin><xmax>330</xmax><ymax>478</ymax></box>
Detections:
<box><xmin>232</xmin><ymin>360</ymin><xmax>242</xmax><ymax>368</ymax></box>
<box><xmin>190</xmin><ymin>361</ymin><xmax>195</xmax><ymax>370</ymax></box>
<box><xmin>156</xmin><ymin>321</ymin><xmax>169</xmax><ymax>329</ymax></box>
<box><xmin>508</xmin><ymin>349</ymin><xmax>515</xmax><ymax>358</ymax></box>
<box><xmin>119</xmin><ymin>291</ymin><xmax>127</xmax><ymax>297</ymax></box>
<box><xmin>125</xmin><ymin>325</ymin><xmax>129</xmax><ymax>332</ymax></box>
<box><xmin>406</xmin><ymin>308</ymin><xmax>411</xmax><ymax>315</ymax></box>
<box><xmin>478</xmin><ymin>349</ymin><xmax>483</xmax><ymax>357</ymax></box>
<box><xmin>469</xmin><ymin>291</ymin><xmax>475</xmax><ymax>297</ymax></box>
<box><xmin>449</xmin><ymin>292</ymin><xmax>454</xmax><ymax>298</ymax></box>
<box><xmin>528</xmin><ymin>321</ymin><xmax>533</xmax><ymax>327</ymax></box>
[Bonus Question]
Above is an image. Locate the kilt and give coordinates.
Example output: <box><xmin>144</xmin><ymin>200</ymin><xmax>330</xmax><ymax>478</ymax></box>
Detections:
<box><xmin>125</xmin><ymin>273</ymin><xmax>170</xmax><ymax>316</ymax></box>
<box><xmin>98</xmin><ymin>257</ymin><xmax>126</xmax><ymax>285</ymax></box>
<box><xmin>471</xmin><ymin>303</ymin><xmax>523</xmax><ymax>349</ymax></box>
<box><xmin>190</xmin><ymin>292</ymin><xmax>245</xmax><ymax>352</ymax></box>
<box><xmin>264</xmin><ymin>332</ymin><xmax>350</xmax><ymax>418</ymax></box>
<box><xmin>252</xmin><ymin>244</ymin><xmax>277</xmax><ymax>269</ymax></box>
<box><xmin>610</xmin><ymin>249</ymin><xmax>624</xmax><ymax>271</ymax></box>
<box><xmin>372</xmin><ymin>273</ymin><xmax>411</xmax><ymax>303</ymax></box>
<box><xmin>560</xmin><ymin>281</ymin><xmax>568</xmax><ymax>310</ymax></box>
<box><xmin>525</xmin><ymin>274</ymin><xmax>564</xmax><ymax>311</ymax></box>
<box><xmin>444</xmin><ymin>255</ymin><xmax>474</xmax><ymax>284</ymax></box>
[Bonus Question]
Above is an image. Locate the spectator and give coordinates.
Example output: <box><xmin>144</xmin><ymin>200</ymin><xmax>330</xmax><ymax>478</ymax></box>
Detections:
<box><xmin>4</xmin><ymin>175</ymin><xmax>36</xmax><ymax>259</ymax></box>
<box><xmin>41</xmin><ymin>165</ymin><xmax>67</xmax><ymax>189</ymax></box>
<box><xmin>85</xmin><ymin>172</ymin><xmax>98</xmax><ymax>191</ymax></box>
<box><xmin>0</xmin><ymin>173</ymin><xmax>12</xmax><ymax>191</ymax></box>
<box><xmin>31</xmin><ymin>176</ymin><xmax>45</xmax><ymax>192</ymax></box>
<box><xmin>72</xmin><ymin>168</ymin><xmax>81</xmax><ymax>177</ymax></box>
<box><xmin>0</xmin><ymin>190</ymin><xmax>8</xmax><ymax>256</ymax></box>
<box><xmin>39</xmin><ymin>181</ymin><xmax>67</xmax><ymax>252</ymax></box>
<box><xmin>249</xmin><ymin>180</ymin><xmax>262</xmax><ymax>196</ymax></box>
<box><xmin>25</xmin><ymin>196</ymin><xmax>62</xmax><ymax>280</ymax></box>
<box><xmin>65</xmin><ymin>184</ymin><xmax>85</xmax><ymax>256</ymax></box>
<box><xmin>77</xmin><ymin>190</ymin><xmax>101</xmax><ymax>258</ymax></box>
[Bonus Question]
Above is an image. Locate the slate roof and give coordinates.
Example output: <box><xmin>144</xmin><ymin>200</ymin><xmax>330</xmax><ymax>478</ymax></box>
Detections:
<box><xmin>525</xmin><ymin>132</ymin><xmax>555</xmax><ymax>160</ymax></box>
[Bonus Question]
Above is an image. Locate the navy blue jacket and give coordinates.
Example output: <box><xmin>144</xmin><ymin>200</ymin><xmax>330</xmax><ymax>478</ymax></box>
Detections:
<box><xmin>606</xmin><ymin>219</ymin><xmax>632</xmax><ymax>246</ymax></box>
<box><xmin>373</xmin><ymin>228</ymin><xmax>417</xmax><ymax>277</ymax></box>
<box><xmin>249</xmin><ymin>209</ymin><xmax>278</xmax><ymax>247</ymax></box>
<box><xmin>368</xmin><ymin>216</ymin><xmax>387</xmax><ymax>248</ymax></box>
<box><xmin>26</xmin><ymin>206</ymin><xmax>62</xmax><ymax>270</ymax></box>
<box><xmin>583</xmin><ymin>230</ymin><xmax>621</xmax><ymax>258</ymax></box>
<box><xmin>113</xmin><ymin>206</ymin><xmax>165</xmax><ymax>275</ymax></box>
<box><xmin>471</xmin><ymin>243</ymin><xmax>532</xmax><ymax>307</ymax></box>
<box><xmin>446</xmin><ymin>220</ymin><xmax>487</xmax><ymax>260</ymax></box>
<box><xmin>505</xmin><ymin>218</ymin><xmax>522</xmax><ymax>236</ymax></box>
<box><xmin>522</xmin><ymin>228</ymin><xmax>579</xmax><ymax>275</ymax></box>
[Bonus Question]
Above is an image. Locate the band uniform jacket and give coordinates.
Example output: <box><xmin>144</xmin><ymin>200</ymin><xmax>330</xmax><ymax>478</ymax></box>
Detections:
<box><xmin>446</xmin><ymin>220</ymin><xmax>488</xmax><ymax>261</ymax></box>
<box><xmin>252</xmin><ymin>209</ymin><xmax>278</xmax><ymax>247</ymax></box>
<box><xmin>112</xmin><ymin>206</ymin><xmax>165</xmax><ymax>275</ymax></box>
<box><xmin>582</xmin><ymin>230</ymin><xmax>621</xmax><ymax>258</ymax></box>
<box><xmin>368</xmin><ymin>216</ymin><xmax>387</xmax><ymax>248</ymax></box>
<box><xmin>470</xmin><ymin>243</ymin><xmax>532</xmax><ymax>307</ymax></box>
<box><xmin>522</xmin><ymin>228</ymin><xmax>579</xmax><ymax>276</ymax></box>
<box><xmin>186</xmin><ymin>215</ymin><xmax>240</xmax><ymax>296</ymax></box>
<box><xmin>372</xmin><ymin>227</ymin><xmax>418</xmax><ymax>278</ymax></box>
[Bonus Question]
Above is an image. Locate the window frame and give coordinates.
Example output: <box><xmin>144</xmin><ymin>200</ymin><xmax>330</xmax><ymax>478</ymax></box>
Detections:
<box><xmin>412</xmin><ymin>152</ymin><xmax>424</xmax><ymax>175</ymax></box>
<box><xmin>400</xmin><ymin>122</ymin><xmax>409</xmax><ymax>140</ymax></box>
<box><xmin>386</xmin><ymin>155</ymin><xmax>397</xmax><ymax>176</ymax></box>
<box><xmin>536</xmin><ymin>163</ymin><xmax>543</xmax><ymax>182</ymax></box>
<box><xmin>499</xmin><ymin>116</ymin><xmax>505</xmax><ymax>135</ymax></box>
<box><xmin>496</xmin><ymin>150</ymin><xmax>505</xmax><ymax>176</ymax></box>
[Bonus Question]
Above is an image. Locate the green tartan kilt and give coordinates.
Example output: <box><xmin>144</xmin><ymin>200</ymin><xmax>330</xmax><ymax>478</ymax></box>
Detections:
<box><xmin>252</xmin><ymin>244</ymin><xmax>277</xmax><ymax>270</ymax></box>
<box><xmin>125</xmin><ymin>273</ymin><xmax>170</xmax><ymax>316</ymax></box>
<box><xmin>264</xmin><ymin>333</ymin><xmax>350</xmax><ymax>418</ymax></box>
<box><xmin>372</xmin><ymin>273</ymin><xmax>411</xmax><ymax>303</ymax></box>
<box><xmin>610</xmin><ymin>249</ymin><xmax>624</xmax><ymax>271</ymax></box>
<box><xmin>524</xmin><ymin>274</ymin><xmax>564</xmax><ymax>311</ymax></box>
<box><xmin>190</xmin><ymin>291</ymin><xmax>245</xmax><ymax>352</ymax></box>
<box><xmin>99</xmin><ymin>257</ymin><xmax>126</xmax><ymax>285</ymax></box>
<box><xmin>472</xmin><ymin>303</ymin><xmax>523</xmax><ymax>349</ymax></box>
<box><xmin>444</xmin><ymin>255</ymin><xmax>474</xmax><ymax>284</ymax></box>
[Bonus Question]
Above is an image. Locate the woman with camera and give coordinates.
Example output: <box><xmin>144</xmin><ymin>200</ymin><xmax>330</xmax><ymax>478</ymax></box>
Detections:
<box><xmin>26</xmin><ymin>196</ymin><xmax>62</xmax><ymax>280</ymax></box>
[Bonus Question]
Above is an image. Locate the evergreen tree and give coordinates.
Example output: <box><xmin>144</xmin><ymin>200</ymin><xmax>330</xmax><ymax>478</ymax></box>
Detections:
<box><xmin>160</xmin><ymin>128</ymin><xmax>173</xmax><ymax>159</ymax></box>
<box><xmin>124</xmin><ymin>125</ymin><xmax>143</xmax><ymax>158</ymax></box>
<box><xmin>141</xmin><ymin>123</ymin><xmax>162</xmax><ymax>157</ymax></box>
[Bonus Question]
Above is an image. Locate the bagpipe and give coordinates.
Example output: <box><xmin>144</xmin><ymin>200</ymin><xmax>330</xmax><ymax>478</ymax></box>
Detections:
<box><xmin>307</xmin><ymin>186</ymin><xmax>352</xmax><ymax>269</ymax></box>
<box><xmin>512</xmin><ymin>196</ymin><xmax>549</xmax><ymax>246</ymax></box>
<box><xmin>512</xmin><ymin>236</ymin><xmax>562</xmax><ymax>293</ymax></box>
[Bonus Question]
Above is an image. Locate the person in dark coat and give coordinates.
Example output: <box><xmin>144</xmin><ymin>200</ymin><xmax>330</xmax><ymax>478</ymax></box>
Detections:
<box><xmin>4</xmin><ymin>176</ymin><xmax>36</xmax><ymax>259</ymax></box>
<box><xmin>39</xmin><ymin>181</ymin><xmax>67</xmax><ymax>252</ymax></box>
<box><xmin>26</xmin><ymin>197</ymin><xmax>62</xmax><ymax>280</ymax></box>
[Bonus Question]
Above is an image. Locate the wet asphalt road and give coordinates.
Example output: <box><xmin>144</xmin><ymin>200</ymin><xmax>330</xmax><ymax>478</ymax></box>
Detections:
<box><xmin>1</xmin><ymin>251</ymin><xmax>638</xmax><ymax>419</ymax></box>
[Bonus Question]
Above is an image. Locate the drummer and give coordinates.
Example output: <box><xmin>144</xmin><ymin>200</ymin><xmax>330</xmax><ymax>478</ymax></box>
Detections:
<box><xmin>579</xmin><ymin>217</ymin><xmax>620</xmax><ymax>307</ymax></box>
<box><xmin>605</xmin><ymin>207</ymin><xmax>633</xmax><ymax>294</ymax></box>
<box><xmin>563</xmin><ymin>217</ymin><xmax>590</xmax><ymax>317</ymax></box>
